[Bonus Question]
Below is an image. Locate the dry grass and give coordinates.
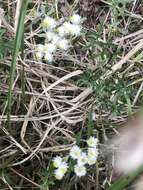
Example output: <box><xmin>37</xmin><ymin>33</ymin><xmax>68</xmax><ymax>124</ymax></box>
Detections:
<box><xmin>0</xmin><ymin>0</ymin><xmax>143</xmax><ymax>189</ymax></box>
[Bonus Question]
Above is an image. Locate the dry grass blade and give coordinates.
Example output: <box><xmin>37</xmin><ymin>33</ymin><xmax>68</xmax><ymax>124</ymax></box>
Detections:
<box><xmin>10</xmin><ymin>168</ymin><xmax>41</xmax><ymax>188</ymax></box>
<box><xmin>20</xmin><ymin>97</ymin><xmax>34</xmax><ymax>150</ymax></box>
<box><xmin>103</xmin><ymin>40</ymin><xmax>143</xmax><ymax>79</ymax></box>
<box><xmin>12</xmin><ymin>125</ymin><xmax>53</xmax><ymax>166</ymax></box>
<box><xmin>1</xmin><ymin>0</ymin><xmax>143</xmax><ymax>189</ymax></box>
<box><xmin>112</xmin><ymin>40</ymin><xmax>143</xmax><ymax>72</ymax></box>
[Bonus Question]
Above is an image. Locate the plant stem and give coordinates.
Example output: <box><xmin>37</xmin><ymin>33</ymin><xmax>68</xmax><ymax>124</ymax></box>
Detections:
<box><xmin>7</xmin><ymin>0</ymin><xmax>28</xmax><ymax>128</ymax></box>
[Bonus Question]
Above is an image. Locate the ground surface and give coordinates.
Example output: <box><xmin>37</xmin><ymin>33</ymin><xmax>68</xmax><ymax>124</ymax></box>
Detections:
<box><xmin>0</xmin><ymin>0</ymin><xmax>143</xmax><ymax>189</ymax></box>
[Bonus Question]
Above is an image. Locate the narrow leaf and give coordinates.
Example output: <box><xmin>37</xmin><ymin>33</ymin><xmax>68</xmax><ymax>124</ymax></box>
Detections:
<box><xmin>108</xmin><ymin>165</ymin><xmax>143</xmax><ymax>190</ymax></box>
<box><xmin>7</xmin><ymin>0</ymin><xmax>28</xmax><ymax>127</ymax></box>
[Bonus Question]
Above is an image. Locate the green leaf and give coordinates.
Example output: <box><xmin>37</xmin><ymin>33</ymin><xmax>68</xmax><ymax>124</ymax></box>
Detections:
<box><xmin>7</xmin><ymin>0</ymin><xmax>29</xmax><ymax>127</ymax></box>
<box><xmin>134</xmin><ymin>52</ymin><xmax>143</xmax><ymax>62</ymax></box>
<box><xmin>108</xmin><ymin>165</ymin><xmax>143</xmax><ymax>190</ymax></box>
<box><xmin>87</xmin><ymin>110</ymin><xmax>94</xmax><ymax>138</ymax></box>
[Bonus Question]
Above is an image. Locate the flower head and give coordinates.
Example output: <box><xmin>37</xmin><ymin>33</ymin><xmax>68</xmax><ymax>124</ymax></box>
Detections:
<box><xmin>87</xmin><ymin>136</ymin><xmax>98</xmax><ymax>148</ymax></box>
<box><xmin>87</xmin><ymin>148</ymin><xmax>98</xmax><ymax>165</ymax></box>
<box><xmin>74</xmin><ymin>164</ymin><xmax>86</xmax><ymax>177</ymax></box>
<box><xmin>77</xmin><ymin>152</ymin><xmax>88</xmax><ymax>166</ymax></box>
<box><xmin>44</xmin><ymin>43</ymin><xmax>57</xmax><ymax>53</ymax></box>
<box><xmin>57</xmin><ymin>26</ymin><xmax>66</xmax><ymax>37</ymax></box>
<box><xmin>36</xmin><ymin>44</ymin><xmax>44</xmax><ymax>52</ymax></box>
<box><xmin>70</xmin><ymin>145</ymin><xmax>82</xmax><ymax>159</ymax></box>
<box><xmin>42</xmin><ymin>16</ymin><xmax>57</xmax><ymax>30</ymax></box>
<box><xmin>88</xmin><ymin>147</ymin><xmax>99</xmax><ymax>157</ymax></box>
<box><xmin>70</xmin><ymin>14</ymin><xmax>81</xmax><ymax>25</ymax></box>
<box><xmin>63</xmin><ymin>22</ymin><xmax>73</xmax><ymax>35</ymax></box>
<box><xmin>57</xmin><ymin>39</ymin><xmax>69</xmax><ymax>50</ymax></box>
<box><xmin>87</xmin><ymin>156</ymin><xmax>97</xmax><ymax>165</ymax></box>
<box><xmin>35</xmin><ymin>13</ymin><xmax>83</xmax><ymax>63</ymax></box>
<box><xmin>36</xmin><ymin>51</ymin><xmax>43</xmax><ymax>60</ymax></box>
<box><xmin>63</xmin><ymin>22</ymin><xmax>81</xmax><ymax>36</ymax></box>
<box><xmin>88</xmin><ymin>157</ymin><xmax>97</xmax><ymax>166</ymax></box>
<box><xmin>53</xmin><ymin>156</ymin><xmax>62</xmax><ymax>168</ymax></box>
<box><xmin>70</xmin><ymin>24</ymin><xmax>81</xmax><ymax>36</ymax></box>
<box><xmin>52</xmin><ymin>35</ymin><xmax>61</xmax><ymax>45</ymax></box>
<box><xmin>58</xmin><ymin>162</ymin><xmax>68</xmax><ymax>174</ymax></box>
<box><xmin>44</xmin><ymin>52</ymin><xmax>53</xmax><ymax>63</ymax></box>
<box><xmin>55</xmin><ymin>168</ymin><xmax>64</xmax><ymax>180</ymax></box>
<box><xmin>45</xmin><ymin>31</ymin><xmax>55</xmax><ymax>41</ymax></box>
<box><xmin>54</xmin><ymin>161</ymin><xmax>68</xmax><ymax>180</ymax></box>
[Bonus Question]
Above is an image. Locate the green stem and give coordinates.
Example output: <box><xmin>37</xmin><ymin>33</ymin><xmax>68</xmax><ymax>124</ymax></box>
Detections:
<box><xmin>21</xmin><ymin>31</ymin><xmax>26</xmax><ymax>106</ymax></box>
<box><xmin>7</xmin><ymin>0</ymin><xmax>28</xmax><ymax>128</ymax></box>
<box><xmin>108</xmin><ymin>165</ymin><xmax>143</xmax><ymax>190</ymax></box>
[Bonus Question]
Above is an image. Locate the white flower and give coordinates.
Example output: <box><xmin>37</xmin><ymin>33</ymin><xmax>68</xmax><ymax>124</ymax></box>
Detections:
<box><xmin>36</xmin><ymin>44</ymin><xmax>44</xmax><ymax>52</ymax></box>
<box><xmin>59</xmin><ymin>162</ymin><xmax>68</xmax><ymax>174</ymax></box>
<box><xmin>70</xmin><ymin>14</ymin><xmax>81</xmax><ymax>25</ymax></box>
<box><xmin>74</xmin><ymin>164</ymin><xmax>86</xmax><ymax>177</ymax></box>
<box><xmin>58</xmin><ymin>162</ymin><xmax>68</xmax><ymax>174</ymax></box>
<box><xmin>63</xmin><ymin>22</ymin><xmax>81</xmax><ymax>36</ymax></box>
<box><xmin>87</xmin><ymin>156</ymin><xmax>98</xmax><ymax>165</ymax></box>
<box><xmin>54</xmin><ymin>162</ymin><xmax>68</xmax><ymax>180</ymax></box>
<box><xmin>70</xmin><ymin>24</ymin><xmax>81</xmax><ymax>36</ymax></box>
<box><xmin>42</xmin><ymin>16</ymin><xmax>57</xmax><ymax>29</ymax></box>
<box><xmin>87</xmin><ymin>136</ymin><xmax>98</xmax><ymax>148</ymax></box>
<box><xmin>44</xmin><ymin>52</ymin><xmax>53</xmax><ymax>62</ymax></box>
<box><xmin>36</xmin><ymin>52</ymin><xmax>43</xmax><ymax>60</ymax></box>
<box><xmin>57</xmin><ymin>26</ymin><xmax>66</xmax><ymax>37</ymax></box>
<box><xmin>54</xmin><ymin>168</ymin><xmax>64</xmax><ymax>180</ymax></box>
<box><xmin>63</xmin><ymin>22</ymin><xmax>73</xmax><ymax>35</ymax></box>
<box><xmin>88</xmin><ymin>147</ymin><xmax>99</xmax><ymax>157</ymax></box>
<box><xmin>69</xmin><ymin>145</ymin><xmax>82</xmax><ymax>159</ymax></box>
<box><xmin>44</xmin><ymin>43</ymin><xmax>57</xmax><ymax>53</ymax></box>
<box><xmin>57</xmin><ymin>39</ymin><xmax>69</xmax><ymax>50</ymax></box>
<box><xmin>77</xmin><ymin>152</ymin><xmax>88</xmax><ymax>166</ymax></box>
<box><xmin>53</xmin><ymin>156</ymin><xmax>62</xmax><ymax>168</ymax></box>
<box><xmin>45</xmin><ymin>31</ymin><xmax>55</xmax><ymax>41</ymax></box>
<box><xmin>87</xmin><ymin>148</ymin><xmax>98</xmax><ymax>165</ymax></box>
<box><xmin>88</xmin><ymin>157</ymin><xmax>97</xmax><ymax>166</ymax></box>
<box><xmin>52</xmin><ymin>35</ymin><xmax>61</xmax><ymax>45</ymax></box>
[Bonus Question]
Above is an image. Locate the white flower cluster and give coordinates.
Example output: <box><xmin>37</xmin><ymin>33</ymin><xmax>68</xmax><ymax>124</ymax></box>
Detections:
<box><xmin>35</xmin><ymin>14</ymin><xmax>82</xmax><ymax>63</ymax></box>
<box><xmin>53</xmin><ymin>156</ymin><xmax>68</xmax><ymax>180</ymax></box>
<box><xmin>53</xmin><ymin>136</ymin><xmax>99</xmax><ymax>180</ymax></box>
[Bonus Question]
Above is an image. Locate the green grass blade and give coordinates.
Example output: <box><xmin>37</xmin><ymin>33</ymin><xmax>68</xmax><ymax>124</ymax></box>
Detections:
<box><xmin>87</xmin><ymin>110</ymin><xmax>94</xmax><ymax>138</ymax></box>
<box><xmin>21</xmin><ymin>31</ymin><xmax>26</xmax><ymax>106</ymax></box>
<box><xmin>108</xmin><ymin>165</ymin><xmax>143</xmax><ymax>190</ymax></box>
<box><xmin>7</xmin><ymin>0</ymin><xmax>28</xmax><ymax>127</ymax></box>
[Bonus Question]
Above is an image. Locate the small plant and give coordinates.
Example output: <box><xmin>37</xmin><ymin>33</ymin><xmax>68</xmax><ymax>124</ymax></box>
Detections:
<box><xmin>52</xmin><ymin>136</ymin><xmax>99</xmax><ymax>180</ymax></box>
<box><xmin>35</xmin><ymin>13</ymin><xmax>83</xmax><ymax>63</ymax></box>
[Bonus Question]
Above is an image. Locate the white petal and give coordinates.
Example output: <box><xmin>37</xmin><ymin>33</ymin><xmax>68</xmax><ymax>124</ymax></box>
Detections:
<box><xmin>44</xmin><ymin>43</ymin><xmax>57</xmax><ymax>53</ymax></box>
<box><xmin>70</xmin><ymin>14</ymin><xmax>81</xmax><ymax>25</ymax></box>
<box><xmin>36</xmin><ymin>44</ymin><xmax>44</xmax><ymax>52</ymax></box>
<box><xmin>77</xmin><ymin>152</ymin><xmax>88</xmax><ymax>166</ymax></box>
<box><xmin>57</xmin><ymin>26</ymin><xmax>66</xmax><ymax>37</ymax></box>
<box><xmin>42</xmin><ymin>16</ymin><xmax>57</xmax><ymax>29</ymax></box>
<box><xmin>74</xmin><ymin>164</ymin><xmax>86</xmax><ymax>177</ymax></box>
<box><xmin>44</xmin><ymin>53</ymin><xmax>53</xmax><ymax>62</ymax></box>
<box><xmin>36</xmin><ymin>52</ymin><xmax>43</xmax><ymax>60</ymax></box>
<box><xmin>69</xmin><ymin>145</ymin><xmax>81</xmax><ymax>159</ymax></box>
<box><xmin>53</xmin><ymin>156</ymin><xmax>62</xmax><ymax>168</ymax></box>
<box><xmin>87</xmin><ymin>136</ymin><xmax>98</xmax><ymax>148</ymax></box>
<box><xmin>45</xmin><ymin>31</ymin><xmax>55</xmax><ymax>41</ymax></box>
<box><xmin>57</xmin><ymin>39</ymin><xmax>69</xmax><ymax>50</ymax></box>
<box><xmin>55</xmin><ymin>169</ymin><xmax>64</xmax><ymax>180</ymax></box>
